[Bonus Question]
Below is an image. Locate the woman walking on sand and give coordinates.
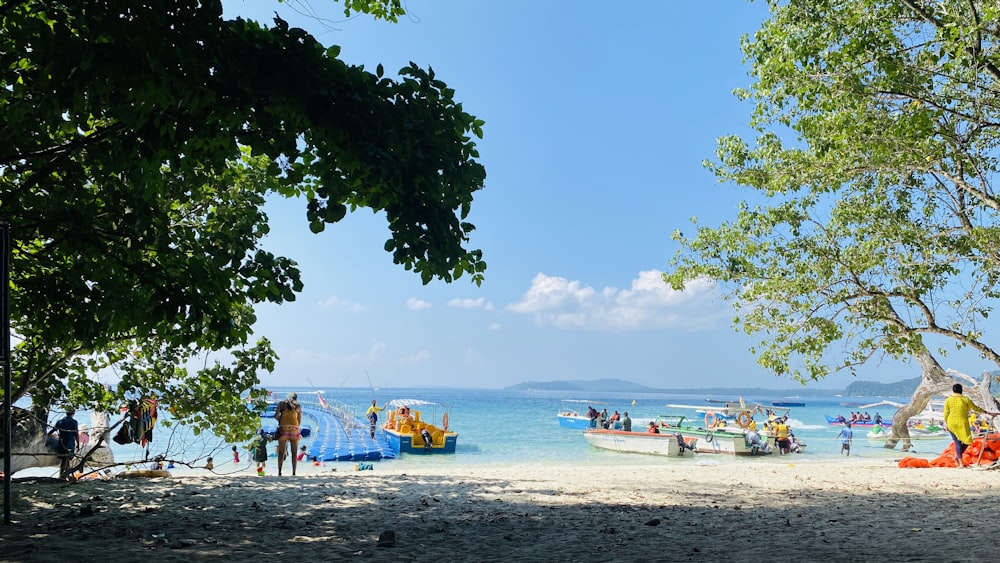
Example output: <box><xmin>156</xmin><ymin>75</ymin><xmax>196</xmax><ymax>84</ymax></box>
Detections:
<box><xmin>275</xmin><ymin>392</ymin><xmax>302</xmax><ymax>476</ymax></box>
<box><xmin>944</xmin><ymin>383</ymin><xmax>997</xmax><ymax>467</ymax></box>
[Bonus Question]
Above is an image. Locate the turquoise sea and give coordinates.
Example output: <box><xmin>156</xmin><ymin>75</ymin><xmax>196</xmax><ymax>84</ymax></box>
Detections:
<box><xmin>29</xmin><ymin>387</ymin><xmax>951</xmax><ymax>477</ymax></box>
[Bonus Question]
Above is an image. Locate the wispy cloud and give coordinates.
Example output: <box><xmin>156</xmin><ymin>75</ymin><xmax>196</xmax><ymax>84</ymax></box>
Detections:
<box><xmin>405</xmin><ymin>297</ymin><xmax>432</xmax><ymax>311</ymax></box>
<box><xmin>319</xmin><ymin>296</ymin><xmax>366</xmax><ymax>312</ymax></box>
<box><xmin>506</xmin><ymin>270</ymin><xmax>726</xmax><ymax>331</ymax></box>
<box><xmin>448</xmin><ymin>297</ymin><xmax>494</xmax><ymax>310</ymax></box>
<box><xmin>397</xmin><ymin>350</ymin><xmax>431</xmax><ymax>365</ymax></box>
<box><xmin>278</xmin><ymin>340</ymin><xmax>386</xmax><ymax>365</ymax></box>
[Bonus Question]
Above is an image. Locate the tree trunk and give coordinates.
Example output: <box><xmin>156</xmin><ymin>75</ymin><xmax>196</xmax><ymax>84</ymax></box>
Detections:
<box><xmin>883</xmin><ymin>349</ymin><xmax>953</xmax><ymax>450</ymax></box>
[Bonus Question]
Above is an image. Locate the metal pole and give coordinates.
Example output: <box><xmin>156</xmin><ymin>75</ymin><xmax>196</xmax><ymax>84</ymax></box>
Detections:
<box><xmin>1</xmin><ymin>222</ymin><xmax>11</xmax><ymax>525</ymax></box>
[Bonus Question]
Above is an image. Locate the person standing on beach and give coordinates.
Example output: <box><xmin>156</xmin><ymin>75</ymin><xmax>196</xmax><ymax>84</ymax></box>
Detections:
<box><xmin>944</xmin><ymin>383</ymin><xmax>996</xmax><ymax>467</ymax></box>
<box><xmin>275</xmin><ymin>392</ymin><xmax>302</xmax><ymax>476</ymax></box>
<box><xmin>366</xmin><ymin>399</ymin><xmax>387</xmax><ymax>439</ymax></box>
<box><xmin>51</xmin><ymin>407</ymin><xmax>79</xmax><ymax>478</ymax></box>
<box><xmin>837</xmin><ymin>422</ymin><xmax>853</xmax><ymax>456</ymax></box>
<box><xmin>250</xmin><ymin>428</ymin><xmax>269</xmax><ymax>476</ymax></box>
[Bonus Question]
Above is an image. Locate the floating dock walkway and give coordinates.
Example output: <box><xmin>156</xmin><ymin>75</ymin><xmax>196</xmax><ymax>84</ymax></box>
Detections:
<box><xmin>302</xmin><ymin>405</ymin><xmax>396</xmax><ymax>462</ymax></box>
<box><xmin>262</xmin><ymin>394</ymin><xmax>396</xmax><ymax>462</ymax></box>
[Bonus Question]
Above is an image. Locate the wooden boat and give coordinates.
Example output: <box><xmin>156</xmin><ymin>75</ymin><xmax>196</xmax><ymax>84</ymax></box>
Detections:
<box><xmin>865</xmin><ymin>424</ymin><xmax>947</xmax><ymax>440</ymax></box>
<box><xmin>656</xmin><ymin>415</ymin><xmax>774</xmax><ymax>456</ymax></box>
<box><xmin>668</xmin><ymin>401</ymin><xmax>791</xmax><ymax>421</ymax></box>
<box><xmin>582</xmin><ymin>428</ymin><xmax>696</xmax><ymax>457</ymax></box>
<box><xmin>557</xmin><ymin>412</ymin><xmax>593</xmax><ymax>429</ymax></box>
<box><xmin>771</xmin><ymin>400</ymin><xmax>806</xmax><ymax>407</ymax></box>
<box><xmin>556</xmin><ymin>400</ymin><xmax>604</xmax><ymax>429</ymax></box>
<box><xmin>825</xmin><ymin>415</ymin><xmax>889</xmax><ymax>427</ymax></box>
<box><xmin>382</xmin><ymin>399</ymin><xmax>458</xmax><ymax>454</ymax></box>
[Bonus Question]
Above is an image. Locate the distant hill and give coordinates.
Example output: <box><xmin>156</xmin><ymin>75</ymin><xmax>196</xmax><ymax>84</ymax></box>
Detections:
<box><xmin>506</xmin><ymin>377</ymin><xmax>926</xmax><ymax>397</ymax></box>
<box><xmin>842</xmin><ymin>377</ymin><xmax>922</xmax><ymax>397</ymax></box>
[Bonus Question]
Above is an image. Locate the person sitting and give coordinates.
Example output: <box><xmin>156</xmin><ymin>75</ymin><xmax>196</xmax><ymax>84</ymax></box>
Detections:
<box><xmin>605</xmin><ymin>410</ymin><xmax>621</xmax><ymax>429</ymax></box>
<box><xmin>647</xmin><ymin>421</ymin><xmax>660</xmax><ymax>434</ymax></box>
<box><xmin>673</xmin><ymin>433</ymin><xmax>695</xmax><ymax>453</ymax></box>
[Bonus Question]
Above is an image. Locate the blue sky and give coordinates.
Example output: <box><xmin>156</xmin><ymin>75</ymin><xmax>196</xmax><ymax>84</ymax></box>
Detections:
<box><xmin>221</xmin><ymin>1</ymin><xmax>986</xmax><ymax>391</ymax></box>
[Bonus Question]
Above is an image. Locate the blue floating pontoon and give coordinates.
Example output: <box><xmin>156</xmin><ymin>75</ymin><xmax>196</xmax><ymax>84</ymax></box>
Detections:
<box><xmin>260</xmin><ymin>393</ymin><xmax>396</xmax><ymax>462</ymax></box>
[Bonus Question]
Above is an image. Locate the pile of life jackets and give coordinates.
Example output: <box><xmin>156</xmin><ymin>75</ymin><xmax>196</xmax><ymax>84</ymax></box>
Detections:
<box><xmin>898</xmin><ymin>434</ymin><xmax>1000</xmax><ymax>468</ymax></box>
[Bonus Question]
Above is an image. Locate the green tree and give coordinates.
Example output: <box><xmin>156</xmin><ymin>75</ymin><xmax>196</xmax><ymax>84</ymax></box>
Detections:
<box><xmin>0</xmin><ymin>1</ymin><xmax>486</xmax><ymax>442</ymax></box>
<box><xmin>666</xmin><ymin>0</ymin><xmax>1000</xmax><ymax>448</ymax></box>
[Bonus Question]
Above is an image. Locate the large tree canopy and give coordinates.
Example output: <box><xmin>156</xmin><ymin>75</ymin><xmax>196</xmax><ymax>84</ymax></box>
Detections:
<box><xmin>0</xmin><ymin>0</ymin><xmax>486</xmax><ymax>440</ymax></box>
<box><xmin>666</xmin><ymin>0</ymin><xmax>1000</xmax><ymax>442</ymax></box>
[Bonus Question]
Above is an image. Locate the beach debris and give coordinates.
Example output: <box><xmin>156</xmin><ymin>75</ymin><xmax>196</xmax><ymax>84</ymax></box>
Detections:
<box><xmin>377</xmin><ymin>529</ymin><xmax>396</xmax><ymax>547</ymax></box>
<box><xmin>644</xmin><ymin>518</ymin><xmax>660</xmax><ymax>526</ymax></box>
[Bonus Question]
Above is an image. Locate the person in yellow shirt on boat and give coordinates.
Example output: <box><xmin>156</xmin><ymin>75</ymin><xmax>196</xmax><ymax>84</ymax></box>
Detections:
<box><xmin>944</xmin><ymin>383</ymin><xmax>998</xmax><ymax>468</ymax></box>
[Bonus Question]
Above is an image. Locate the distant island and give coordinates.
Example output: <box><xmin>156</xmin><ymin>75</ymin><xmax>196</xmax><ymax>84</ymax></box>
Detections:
<box><xmin>505</xmin><ymin>377</ymin><xmax>923</xmax><ymax>397</ymax></box>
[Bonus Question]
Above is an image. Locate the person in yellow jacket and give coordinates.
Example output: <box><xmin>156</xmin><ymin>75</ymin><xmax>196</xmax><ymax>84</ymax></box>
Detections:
<box><xmin>944</xmin><ymin>383</ymin><xmax>997</xmax><ymax>467</ymax></box>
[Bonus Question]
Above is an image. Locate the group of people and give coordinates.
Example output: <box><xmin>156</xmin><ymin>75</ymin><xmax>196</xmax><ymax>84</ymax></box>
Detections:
<box><xmin>249</xmin><ymin>394</ymin><xmax>392</xmax><ymax>476</ymax></box>
<box><xmin>585</xmin><ymin>406</ymin><xmax>632</xmax><ymax>431</ymax></box>
<box><xmin>832</xmin><ymin>411</ymin><xmax>881</xmax><ymax>425</ymax></box>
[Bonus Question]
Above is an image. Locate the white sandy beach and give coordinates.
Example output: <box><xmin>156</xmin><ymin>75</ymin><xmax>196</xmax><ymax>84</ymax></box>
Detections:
<box><xmin>2</xmin><ymin>458</ymin><xmax>999</xmax><ymax>562</ymax></box>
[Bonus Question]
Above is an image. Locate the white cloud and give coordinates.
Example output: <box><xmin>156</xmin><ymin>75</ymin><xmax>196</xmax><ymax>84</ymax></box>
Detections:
<box><xmin>405</xmin><ymin>297</ymin><xmax>432</xmax><ymax>310</ymax></box>
<box><xmin>447</xmin><ymin>297</ymin><xmax>494</xmax><ymax>310</ymax></box>
<box><xmin>487</xmin><ymin>322</ymin><xmax>502</xmax><ymax>330</ymax></box>
<box><xmin>278</xmin><ymin>340</ymin><xmax>386</xmax><ymax>365</ymax></box>
<box><xmin>318</xmin><ymin>296</ymin><xmax>366</xmax><ymax>312</ymax></box>
<box><xmin>397</xmin><ymin>350</ymin><xmax>431</xmax><ymax>365</ymax></box>
<box><xmin>506</xmin><ymin>270</ymin><xmax>727</xmax><ymax>332</ymax></box>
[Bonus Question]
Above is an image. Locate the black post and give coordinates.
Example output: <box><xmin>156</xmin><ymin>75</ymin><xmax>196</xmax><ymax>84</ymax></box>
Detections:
<box><xmin>1</xmin><ymin>222</ymin><xmax>10</xmax><ymax>525</ymax></box>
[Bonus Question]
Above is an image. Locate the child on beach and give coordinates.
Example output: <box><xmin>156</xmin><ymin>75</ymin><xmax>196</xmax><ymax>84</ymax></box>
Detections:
<box><xmin>232</xmin><ymin>445</ymin><xmax>240</xmax><ymax>464</ymax></box>
<box><xmin>297</xmin><ymin>445</ymin><xmax>307</xmax><ymax>462</ymax></box>
<box><xmin>250</xmin><ymin>429</ymin><xmax>269</xmax><ymax>476</ymax></box>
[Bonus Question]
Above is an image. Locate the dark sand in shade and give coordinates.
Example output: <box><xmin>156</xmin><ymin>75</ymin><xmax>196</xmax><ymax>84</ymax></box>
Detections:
<box><xmin>1</xmin><ymin>460</ymin><xmax>999</xmax><ymax>562</ymax></box>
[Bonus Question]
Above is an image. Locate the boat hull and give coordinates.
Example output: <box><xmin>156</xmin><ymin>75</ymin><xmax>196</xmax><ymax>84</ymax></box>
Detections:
<box><xmin>384</xmin><ymin>429</ymin><xmax>458</xmax><ymax>454</ymax></box>
<box><xmin>675</xmin><ymin>429</ymin><xmax>770</xmax><ymax>455</ymax></box>
<box><xmin>583</xmin><ymin>429</ymin><xmax>694</xmax><ymax>457</ymax></box>
<box><xmin>557</xmin><ymin>414</ymin><xmax>593</xmax><ymax>429</ymax></box>
<box><xmin>825</xmin><ymin>415</ymin><xmax>890</xmax><ymax>428</ymax></box>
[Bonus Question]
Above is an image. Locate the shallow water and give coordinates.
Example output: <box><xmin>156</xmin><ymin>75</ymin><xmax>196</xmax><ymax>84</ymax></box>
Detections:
<box><xmin>18</xmin><ymin>387</ymin><xmax>950</xmax><ymax>478</ymax></box>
